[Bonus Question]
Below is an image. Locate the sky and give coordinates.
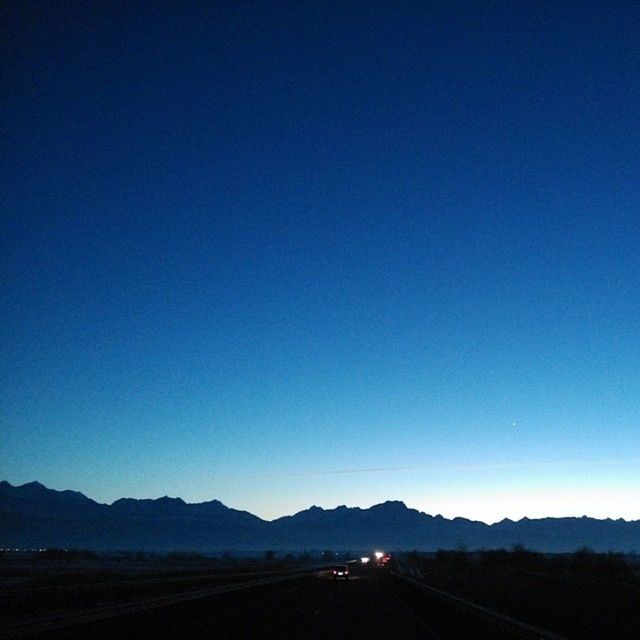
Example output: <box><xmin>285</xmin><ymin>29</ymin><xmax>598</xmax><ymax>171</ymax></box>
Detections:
<box><xmin>2</xmin><ymin>1</ymin><xmax>639</xmax><ymax>523</ymax></box>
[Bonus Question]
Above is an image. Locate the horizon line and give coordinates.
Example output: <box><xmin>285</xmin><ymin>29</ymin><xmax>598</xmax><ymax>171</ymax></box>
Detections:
<box><xmin>3</xmin><ymin>477</ymin><xmax>639</xmax><ymax>525</ymax></box>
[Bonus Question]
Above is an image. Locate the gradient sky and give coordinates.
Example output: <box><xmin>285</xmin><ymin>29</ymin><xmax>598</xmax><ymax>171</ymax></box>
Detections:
<box><xmin>2</xmin><ymin>1</ymin><xmax>639</xmax><ymax>523</ymax></box>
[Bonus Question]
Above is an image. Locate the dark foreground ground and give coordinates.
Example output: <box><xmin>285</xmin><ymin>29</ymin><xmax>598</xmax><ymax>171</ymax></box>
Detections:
<box><xmin>3</xmin><ymin>553</ymin><xmax>638</xmax><ymax>639</ymax></box>
<box><xmin>400</xmin><ymin>548</ymin><xmax>640</xmax><ymax>640</ymax></box>
<box><xmin>5</xmin><ymin>568</ymin><xmax>520</xmax><ymax>640</ymax></box>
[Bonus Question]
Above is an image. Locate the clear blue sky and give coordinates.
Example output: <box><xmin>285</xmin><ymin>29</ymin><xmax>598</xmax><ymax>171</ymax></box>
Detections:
<box><xmin>2</xmin><ymin>1</ymin><xmax>639</xmax><ymax>522</ymax></box>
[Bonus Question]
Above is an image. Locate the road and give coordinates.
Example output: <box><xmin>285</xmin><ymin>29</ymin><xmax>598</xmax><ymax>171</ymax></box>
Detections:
<box><xmin>16</xmin><ymin>568</ymin><xmax>519</xmax><ymax>639</ymax></box>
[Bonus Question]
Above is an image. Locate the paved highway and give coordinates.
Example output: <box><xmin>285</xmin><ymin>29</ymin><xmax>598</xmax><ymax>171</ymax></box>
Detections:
<box><xmin>20</xmin><ymin>568</ymin><xmax>520</xmax><ymax>639</ymax></box>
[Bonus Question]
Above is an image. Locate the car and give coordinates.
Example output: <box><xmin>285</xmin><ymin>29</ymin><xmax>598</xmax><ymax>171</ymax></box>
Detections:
<box><xmin>332</xmin><ymin>564</ymin><xmax>349</xmax><ymax>580</ymax></box>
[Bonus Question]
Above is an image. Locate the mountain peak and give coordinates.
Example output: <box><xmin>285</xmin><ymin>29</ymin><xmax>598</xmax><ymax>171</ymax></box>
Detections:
<box><xmin>158</xmin><ymin>496</ymin><xmax>185</xmax><ymax>504</ymax></box>
<box><xmin>20</xmin><ymin>481</ymin><xmax>47</xmax><ymax>492</ymax></box>
<box><xmin>371</xmin><ymin>500</ymin><xmax>408</xmax><ymax>511</ymax></box>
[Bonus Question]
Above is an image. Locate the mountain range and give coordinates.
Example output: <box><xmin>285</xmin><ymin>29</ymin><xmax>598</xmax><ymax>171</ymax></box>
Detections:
<box><xmin>1</xmin><ymin>481</ymin><xmax>638</xmax><ymax>553</ymax></box>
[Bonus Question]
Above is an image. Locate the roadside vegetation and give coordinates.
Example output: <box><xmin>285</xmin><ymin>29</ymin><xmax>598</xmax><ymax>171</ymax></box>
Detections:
<box><xmin>0</xmin><ymin>547</ymin><xmax>332</xmax><ymax>593</ymax></box>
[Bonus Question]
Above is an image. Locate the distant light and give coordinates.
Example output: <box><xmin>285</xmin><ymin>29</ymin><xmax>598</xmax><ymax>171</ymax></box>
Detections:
<box><xmin>360</xmin><ymin>556</ymin><xmax>370</xmax><ymax>563</ymax></box>
<box><xmin>374</xmin><ymin>551</ymin><xmax>384</xmax><ymax>559</ymax></box>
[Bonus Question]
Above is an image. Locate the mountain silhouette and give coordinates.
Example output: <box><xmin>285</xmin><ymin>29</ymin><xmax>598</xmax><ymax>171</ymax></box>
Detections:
<box><xmin>1</xmin><ymin>481</ymin><xmax>638</xmax><ymax>553</ymax></box>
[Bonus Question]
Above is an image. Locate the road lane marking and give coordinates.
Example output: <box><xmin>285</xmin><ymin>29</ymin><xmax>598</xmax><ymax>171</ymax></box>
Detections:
<box><xmin>392</xmin><ymin>571</ymin><xmax>568</xmax><ymax>640</ymax></box>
